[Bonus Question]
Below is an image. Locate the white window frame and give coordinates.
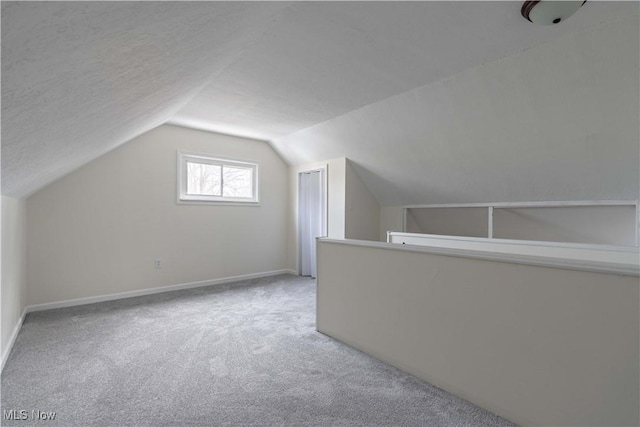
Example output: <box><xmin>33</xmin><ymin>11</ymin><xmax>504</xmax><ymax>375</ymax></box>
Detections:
<box><xmin>177</xmin><ymin>151</ymin><xmax>259</xmax><ymax>205</ymax></box>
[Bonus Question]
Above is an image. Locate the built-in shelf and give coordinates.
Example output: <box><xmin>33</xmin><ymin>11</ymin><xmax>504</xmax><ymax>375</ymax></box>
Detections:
<box><xmin>401</xmin><ymin>200</ymin><xmax>640</xmax><ymax>247</ymax></box>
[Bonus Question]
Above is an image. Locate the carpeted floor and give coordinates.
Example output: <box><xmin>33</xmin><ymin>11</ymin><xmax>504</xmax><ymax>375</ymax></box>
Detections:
<box><xmin>1</xmin><ymin>274</ymin><xmax>516</xmax><ymax>426</ymax></box>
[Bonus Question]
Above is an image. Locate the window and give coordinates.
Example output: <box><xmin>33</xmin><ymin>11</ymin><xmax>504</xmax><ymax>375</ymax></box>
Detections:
<box><xmin>178</xmin><ymin>152</ymin><xmax>258</xmax><ymax>204</ymax></box>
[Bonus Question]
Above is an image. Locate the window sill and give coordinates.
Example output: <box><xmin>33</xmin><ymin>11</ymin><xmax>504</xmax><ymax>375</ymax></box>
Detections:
<box><xmin>177</xmin><ymin>199</ymin><xmax>261</xmax><ymax>207</ymax></box>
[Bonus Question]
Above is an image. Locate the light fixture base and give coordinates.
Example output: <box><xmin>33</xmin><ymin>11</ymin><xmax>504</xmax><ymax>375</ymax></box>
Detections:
<box><xmin>521</xmin><ymin>1</ymin><xmax>587</xmax><ymax>25</ymax></box>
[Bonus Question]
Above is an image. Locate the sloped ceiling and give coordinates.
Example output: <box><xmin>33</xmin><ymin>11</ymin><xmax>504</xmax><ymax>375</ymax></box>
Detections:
<box><xmin>2</xmin><ymin>1</ymin><xmax>639</xmax><ymax>204</ymax></box>
<box><xmin>1</xmin><ymin>1</ymin><xmax>290</xmax><ymax>197</ymax></box>
<box><xmin>274</xmin><ymin>12</ymin><xmax>640</xmax><ymax>205</ymax></box>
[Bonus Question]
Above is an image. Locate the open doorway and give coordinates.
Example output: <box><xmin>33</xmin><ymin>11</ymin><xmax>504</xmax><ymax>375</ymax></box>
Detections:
<box><xmin>298</xmin><ymin>168</ymin><xmax>327</xmax><ymax>278</ymax></box>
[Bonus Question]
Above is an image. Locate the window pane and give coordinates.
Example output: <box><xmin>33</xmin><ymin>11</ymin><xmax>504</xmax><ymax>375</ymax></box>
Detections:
<box><xmin>223</xmin><ymin>166</ymin><xmax>253</xmax><ymax>198</ymax></box>
<box><xmin>187</xmin><ymin>162</ymin><xmax>221</xmax><ymax>196</ymax></box>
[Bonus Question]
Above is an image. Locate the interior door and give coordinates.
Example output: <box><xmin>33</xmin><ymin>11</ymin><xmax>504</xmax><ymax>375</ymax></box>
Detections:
<box><xmin>298</xmin><ymin>169</ymin><xmax>325</xmax><ymax>278</ymax></box>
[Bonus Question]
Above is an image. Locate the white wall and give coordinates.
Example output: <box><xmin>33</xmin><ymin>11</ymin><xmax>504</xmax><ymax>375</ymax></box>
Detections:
<box><xmin>493</xmin><ymin>206</ymin><xmax>636</xmax><ymax>246</ymax></box>
<box><xmin>288</xmin><ymin>157</ymin><xmax>381</xmax><ymax>273</ymax></box>
<box><xmin>1</xmin><ymin>196</ymin><xmax>27</xmax><ymax>364</ymax></box>
<box><xmin>288</xmin><ymin>158</ymin><xmax>346</xmax><ymax>272</ymax></box>
<box><xmin>317</xmin><ymin>239</ymin><xmax>639</xmax><ymax>426</ymax></box>
<box><xmin>381</xmin><ymin>204</ymin><xmax>638</xmax><ymax>246</ymax></box>
<box><xmin>26</xmin><ymin>125</ymin><xmax>289</xmax><ymax>306</ymax></box>
<box><xmin>345</xmin><ymin>160</ymin><xmax>380</xmax><ymax>241</ymax></box>
<box><xmin>387</xmin><ymin>232</ymin><xmax>639</xmax><ymax>272</ymax></box>
<box><xmin>379</xmin><ymin>206</ymin><xmax>404</xmax><ymax>241</ymax></box>
<box><xmin>407</xmin><ymin>207</ymin><xmax>488</xmax><ymax>237</ymax></box>
<box><xmin>405</xmin><ymin>205</ymin><xmax>636</xmax><ymax>246</ymax></box>
<box><xmin>326</xmin><ymin>159</ymin><xmax>347</xmax><ymax>240</ymax></box>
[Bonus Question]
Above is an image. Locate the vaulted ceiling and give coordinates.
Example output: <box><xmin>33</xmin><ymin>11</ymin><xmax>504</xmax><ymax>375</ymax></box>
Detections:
<box><xmin>2</xmin><ymin>2</ymin><xmax>638</xmax><ymax>204</ymax></box>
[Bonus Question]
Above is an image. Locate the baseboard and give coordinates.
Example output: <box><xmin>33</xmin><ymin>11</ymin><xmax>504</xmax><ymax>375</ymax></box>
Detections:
<box><xmin>1</xmin><ymin>307</ymin><xmax>27</xmax><ymax>372</ymax></box>
<box><xmin>2</xmin><ymin>270</ymin><xmax>297</xmax><ymax>372</ymax></box>
<box><xmin>26</xmin><ymin>269</ymin><xmax>298</xmax><ymax>313</ymax></box>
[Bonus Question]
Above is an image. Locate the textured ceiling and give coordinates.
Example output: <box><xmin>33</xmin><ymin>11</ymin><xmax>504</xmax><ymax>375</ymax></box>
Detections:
<box><xmin>2</xmin><ymin>1</ymin><xmax>639</xmax><ymax>202</ymax></box>
<box><xmin>273</xmin><ymin>12</ymin><xmax>640</xmax><ymax>205</ymax></box>
<box><xmin>169</xmin><ymin>1</ymin><xmax>634</xmax><ymax>140</ymax></box>
<box><xmin>1</xmin><ymin>1</ymin><xmax>290</xmax><ymax>197</ymax></box>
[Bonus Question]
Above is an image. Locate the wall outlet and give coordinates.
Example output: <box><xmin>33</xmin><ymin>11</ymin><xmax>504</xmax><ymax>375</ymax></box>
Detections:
<box><xmin>154</xmin><ymin>258</ymin><xmax>161</xmax><ymax>269</ymax></box>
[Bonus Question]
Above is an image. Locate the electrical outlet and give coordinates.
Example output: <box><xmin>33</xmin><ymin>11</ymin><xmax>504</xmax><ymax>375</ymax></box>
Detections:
<box><xmin>155</xmin><ymin>259</ymin><xmax>161</xmax><ymax>269</ymax></box>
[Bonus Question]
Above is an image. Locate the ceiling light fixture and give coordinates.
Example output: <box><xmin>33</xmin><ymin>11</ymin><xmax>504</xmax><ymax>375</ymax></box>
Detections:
<box><xmin>521</xmin><ymin>1</ymin><xmax>586</xmax><ymax>25</ymax></box>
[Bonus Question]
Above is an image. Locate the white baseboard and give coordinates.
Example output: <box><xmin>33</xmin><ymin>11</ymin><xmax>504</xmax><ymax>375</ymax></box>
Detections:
<box><xmin>2</xmin><ymin>307</ymin><xmax>27</xmax><ymax>372</ymax></box>
<box><xmin>26</xmin><ymin>269</ymin><xmax>298</xmax><ymax>313</ymax></box>
<box><xmin>2</xmin><ymin>269</ymin><xmax>297</xmax><ymax>373</ymax></box>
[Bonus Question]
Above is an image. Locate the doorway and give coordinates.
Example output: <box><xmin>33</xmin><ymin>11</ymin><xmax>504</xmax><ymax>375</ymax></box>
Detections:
<box><xmin>298</xmin><ymin>168</ymin><xmax>327</xmax><ymax>278</ymax></box>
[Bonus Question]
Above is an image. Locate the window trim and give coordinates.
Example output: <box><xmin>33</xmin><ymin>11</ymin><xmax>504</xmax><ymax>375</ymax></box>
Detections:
<box><xmin>177</xmin><ymin>151</ymin><xmax>259</xmax><ymax>205</ymax></box>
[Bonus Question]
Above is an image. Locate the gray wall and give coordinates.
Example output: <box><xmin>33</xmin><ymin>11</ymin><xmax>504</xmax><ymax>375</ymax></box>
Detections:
<box><xmin>345</xmin><ymin>160</ymin><xmax>380</xmax><ymax>241</ymax></box>
<box><xmin>317</xmin><ymin>239</ymin><xmax>639</xmax><ymax>426</ymax></box>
